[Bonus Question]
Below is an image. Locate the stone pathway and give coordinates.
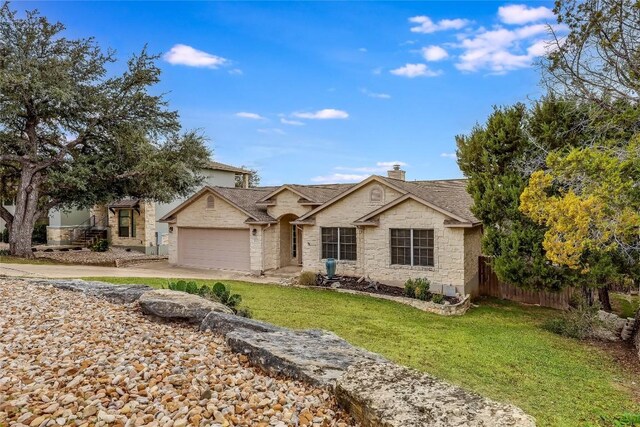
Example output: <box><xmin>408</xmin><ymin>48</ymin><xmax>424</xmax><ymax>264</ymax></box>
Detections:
<box><xmin>0</xmin><ymin>280</ymin><xmax>356</xmax><ymax>427</ymax></box>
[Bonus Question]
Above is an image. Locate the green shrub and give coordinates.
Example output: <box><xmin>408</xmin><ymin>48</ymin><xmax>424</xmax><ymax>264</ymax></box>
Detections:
<box><xmin>31</xmin><ymin>223</ymin><xmax>47</xmax><ymax>244</ymax></box>
<box><xmin>168</xmin><ymin>280</ymin><xmax>199</xmax><ymax>294</ymax></box>
<box><xmin>404</xmin><ymin>279</ymin><xmax>416</xmax><ymax>298</ymax></box>
<box><xmin>2</xmin><ymin>227</ymin><xmax>9</xmax><ymax>243</ymax></box>
<box><xmin>431</xmin><ymin>293</ymin><xmax>445</xmax><ymax>304</ymax></box>
<box><xmin>299</xmin><ymin>271</ymin><xmax>318</xmax><ymax>286</ymax></box>
<box><xmin>165</xmin><ymin>280</ymin><xmax>249</xmax><ymax>317</ymax></box>
<box><xmin>89</xmin><ymin>239</ymin><xmax>110</xmax><ymax>252</ymax></box>
<box><xmin>414</xmin><ymin>278</ymin><xmax>431</xmax><ymax>301</ymax></box>
<box><xmin>0</xmin><ymin>249</ymin><xmax>9</xmax><ymax>256</ymax></box>
<box><xmin>543</xmin><ymin>295</ymin><xmax>601</xmax><ymax>339</ymax></box>
<box><xmin>613</xmin><ymin>413</ymin><xmax>640</xmax><ymax>427</ymax></box>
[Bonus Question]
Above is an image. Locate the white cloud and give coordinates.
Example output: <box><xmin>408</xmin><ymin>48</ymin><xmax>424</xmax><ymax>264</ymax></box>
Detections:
<box><xmin>335</xmin><ymin>161</ymin><xmax>407</xmax><ymax>173</ymax></box>
<box><xmin>455</xmin><ymin>24</ymin><xmax>560</xmax><ymax>73</ymax></box>
<box><xmin>390</xmin><ymin>63</ymin><xmax>442</xmax><ymax>78</ymax></box>
<box><xmin>441</xmin><ymin>152</ymin><xmax>457</xmax><ymax>159</ymax></box>
<box><xmin>163</xmin><ymin>44</ymin><xmax>227</xmax><ymax>68</ymax></box>
<box><xmin>292</xmin><ymin>109</ymin><xmax>349</xmax><ymax>120</ymax></box>
<box><xmin>409</xmin><ymin>16</ymin><xmax>470</xmax><ymax>34</ymax></box>
<box><xmin>498</xmin><ymin>4</ymin><xmax>555</xmax><ymax>25</ymax></box>
<box><xmin>228</xmin><ymin>68</ymin><xmax>243</xmax><ymax>75</ymax></box>
<box><xmin>359</xmin><ymin>47</ymin><xmax>368</xmax><ymax>52</ymax></box>
<box><xmin>361</xmin><ymin>88</ymin><xmax>391</xmax><ymax>99</ymax></box>
<box><xmin>280</xmin><ymin>118</ymin><xmax>305</xmax><ymax>126</ymax></box>
<box><xmin>257</xmin><ymin>128</ymin><xmax>286</xmax><ymax>135</ymax></box>
<box><xmin>310</xmin><ymin>173</ymin><xmax>369</xmax><ymax>184</ymax></box>
<box><xmin>422</xmin><ymin>45</ymin><xmax>449</xmax><ymax>61</ymax></box>
<box><xmin>235</xmin><ymin>112</ymin><xmax>265</xmax><ymax>120</ymax></box>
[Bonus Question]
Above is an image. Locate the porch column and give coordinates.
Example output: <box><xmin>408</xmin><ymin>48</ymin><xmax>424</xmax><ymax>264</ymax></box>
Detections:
<box><xmin>250</xmin><ymin>225</ymin><xmax>264</xmax><ymax>275</ymax></box>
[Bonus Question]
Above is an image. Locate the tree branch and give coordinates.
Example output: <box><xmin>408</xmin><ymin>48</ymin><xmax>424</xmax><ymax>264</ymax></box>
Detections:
<box><xmin>0</xmin><ymin>204</ymin><xmax>13</xmax><ymax>226</ymax></box>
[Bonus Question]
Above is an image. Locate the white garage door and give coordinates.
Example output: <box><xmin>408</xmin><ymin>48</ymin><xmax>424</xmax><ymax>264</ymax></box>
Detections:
<box><xmin>178</xmin><ymin>228</ymin><xmax>250</xmax><ymax>271</ymax></box>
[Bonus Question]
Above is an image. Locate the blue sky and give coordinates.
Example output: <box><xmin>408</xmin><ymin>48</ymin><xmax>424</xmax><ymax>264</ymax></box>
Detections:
<box><xmin>27</xmin><ymin>1</ymin><xmax>560</xmax><ymax>185</ymax></box>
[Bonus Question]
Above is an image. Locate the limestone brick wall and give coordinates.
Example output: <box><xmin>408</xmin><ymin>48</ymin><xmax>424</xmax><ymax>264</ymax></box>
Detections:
<box><xmin>266</xmin><ymin>189</ymin><xmax>313</xmax><ymax>219</ymax></box>
<box><xmin>463</xmin><ymin>226</ymin><xmax>483</xmax><ymax>296</ymax></box>
<box><xmin>263</xmin><ymin>224</ymin><xmax>278</xmax><ymax>270</ymax></box>
<box><xmin>363</xmin><ymin>199</ymin><xmax>466</xmax><ymax>293</ymax></box>
<box><xmin>89</xmin><ymin>205</ymin><xmax>109</xmax><ymax>227</ymax></box>
<box><xmin>302</xmin><ymin>181</ymin><xmax>402</xmax><ymax>276</ymax></box>
<box><xmin>46</xmin><ymin>227</ymin><xmax>73</xmax><ymax>246</ymax></box>
<box><xmin>168</xmin><ymin>225</ymin><xmax>178</xmax><ymax>264</ymax></box>
<box><xmin>250</xmin><ymin>225</ymin><xmax>264</xmax><ymax>274</ymax></box>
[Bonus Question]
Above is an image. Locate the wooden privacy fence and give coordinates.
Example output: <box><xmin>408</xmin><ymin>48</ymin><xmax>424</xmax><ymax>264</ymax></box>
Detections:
<box><xmin>478</xmin><ymin>256</ymin><xmax>574</xmax><ymax>310</ymax></box>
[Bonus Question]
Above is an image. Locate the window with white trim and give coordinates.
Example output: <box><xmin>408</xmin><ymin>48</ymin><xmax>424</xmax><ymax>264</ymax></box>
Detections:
<box><xmin>390</xmin><ymin>229</ymin><xmax>434</xmax><ymax>266</ymax></box>
<box><xmin>321</xmin><ymin>227</ymin><xmax>356</xmax><ymax>260</ymax></box>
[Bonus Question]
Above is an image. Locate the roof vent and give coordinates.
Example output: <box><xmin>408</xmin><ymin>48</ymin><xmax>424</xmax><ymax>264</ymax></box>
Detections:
<box><xmin>387</xmin><ymin>164</ymin><xmax>406</xmax><ymax>181</ymax></box>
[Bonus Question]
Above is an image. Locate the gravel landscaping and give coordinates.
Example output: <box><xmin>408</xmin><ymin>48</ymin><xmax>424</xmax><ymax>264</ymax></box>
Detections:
<box><xmin>0</xmin><ymin>280</ymin><xmax>356</xmax><ymax>427</ymax></box>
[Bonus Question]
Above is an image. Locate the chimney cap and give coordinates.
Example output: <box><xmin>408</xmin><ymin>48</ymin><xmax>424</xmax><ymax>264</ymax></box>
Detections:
<box><xmin>393</xmin><ymin>164</ymin><xmax>401</xmax><ymax>170</ymax></box>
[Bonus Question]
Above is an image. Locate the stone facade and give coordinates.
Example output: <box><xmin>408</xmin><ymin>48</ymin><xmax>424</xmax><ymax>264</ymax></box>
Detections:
<box><xmin>164</xmin><ymin>177</ymin><xmax>483</xmax><ymax>295</ymax></box>
<box><xmin>302</xmin><ymin>181</ymin><xmax>402</xmax><ymax>278</ymax></box>
<box><xmin>166</xmin><ymin>192</ymin><xmax>252</xmax><ymax>267</ymax></box>
<box><xmin>108</xmin><ymin>201</ymin><xmax>155</xmax><ymax>253</ymax></box>
<box><xmin>45</xmin><ymin>226</ymin><xmax>73</xmax><ymax>246</ymax></box>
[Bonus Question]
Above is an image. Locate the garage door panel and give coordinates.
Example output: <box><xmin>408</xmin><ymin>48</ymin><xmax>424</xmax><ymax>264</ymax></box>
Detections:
<box><xmin>178</xmin><ymin>228</ymin><xmax>250</xmax><ymax>270</ymax></box>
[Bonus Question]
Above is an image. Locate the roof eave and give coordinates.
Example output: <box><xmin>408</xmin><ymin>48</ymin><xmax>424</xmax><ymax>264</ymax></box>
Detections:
<box><xmin>443</xmin><ymin>221</ymin><xmax>482</xmax><ymax>228</ymax></box>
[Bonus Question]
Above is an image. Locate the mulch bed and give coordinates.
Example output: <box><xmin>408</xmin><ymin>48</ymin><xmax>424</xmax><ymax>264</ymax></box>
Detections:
<box><xmin>314</xmin><ymin>274</ymin><xmax>461</xmax><ymax>304</ymax></box>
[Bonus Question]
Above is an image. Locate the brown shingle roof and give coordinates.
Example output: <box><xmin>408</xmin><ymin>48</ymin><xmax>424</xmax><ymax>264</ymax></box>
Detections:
<box><xmin>378</xmin><ymin>177</ymin><xmax>479</xmax><ymax>223</ymax></box>
<box><xmin>210</xmin><ymin>186</ymin><xmax>279</xmax><ymax>223</ymax></box>
<box><xmin>287</xmin><ymin>184</ymin><xmax>355</xmax><ymax>203</ymax></box>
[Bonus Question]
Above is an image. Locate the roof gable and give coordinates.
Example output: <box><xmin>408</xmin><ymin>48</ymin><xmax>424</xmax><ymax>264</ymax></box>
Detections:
<box><xmin>353</xmin><ymin>194</ymin><xmax>471</xmax><ymax>225</ymax></box>
<box><xmin>158</xmin><ymin>186</ymin><xmax>276</xmax><ymax>224</ymax></box>
<box><xmin>297</xmin><ymin>176</ymin><xmax>409</xmax><ymax>221</ymax></box>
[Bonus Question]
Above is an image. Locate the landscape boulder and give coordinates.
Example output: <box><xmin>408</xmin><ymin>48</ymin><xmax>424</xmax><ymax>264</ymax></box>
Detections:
<box><xmin>225</xmin><ymin>328</ymin><xmax>386</xmax><ymax>388</ymax></box>
<box><xmin>31</xmin><ymin>279</ymin><xmax>151</xmax><ymax>304</ymax></box>
<box><xmin>335</xmin><ymin>361</ymin><xmax>537</xmax><ymax>427</ymax></box>
<box><xmin>200</xmin><ymin>311</ymin><xmax>285</xmax><ymax>335</ymax></box>
<box><xmin>138</xmin><ymin>289</ymin><xmax>233</xmax><ymax>322</ymax></box>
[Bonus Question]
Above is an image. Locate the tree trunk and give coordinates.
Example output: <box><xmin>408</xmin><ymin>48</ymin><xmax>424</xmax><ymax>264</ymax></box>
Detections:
<box><xmin>8</xmin><ymin>167</ymin><xmax>42</xmax><ymax>258</ymax></box>
<box><xmin>598</xmin><ymin>286</ymin><xmax>612</xmax><ymax>312</ymax></box>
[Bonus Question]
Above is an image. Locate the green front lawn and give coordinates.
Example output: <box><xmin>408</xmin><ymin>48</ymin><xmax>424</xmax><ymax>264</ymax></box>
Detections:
<box><xmin>91</xmin><ymin>277</ymin><xmax>639</xmax><ymax>427</ymax></box>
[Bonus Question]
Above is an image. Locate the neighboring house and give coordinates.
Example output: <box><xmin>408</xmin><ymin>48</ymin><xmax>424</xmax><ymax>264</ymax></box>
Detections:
<box><xmin>159</xmin><ymin>165</ymin><xmax>483</xmax><ymax>296</ymax></box>
<box><xmin>45</xmin><ymin>161</ymin><xmax>251</xmax><ymax>252</ymax></box>
<box><xmin>2</xmin><ymin>198</ymin><xmax>89</xmax><ymax>242</ymax></box>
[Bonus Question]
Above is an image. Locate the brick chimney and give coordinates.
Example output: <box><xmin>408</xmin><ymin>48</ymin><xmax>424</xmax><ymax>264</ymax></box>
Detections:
<box><xmin>387</xmin><ymin>164</ymin><xmax>406</xmax><ymax>181</ymax></box>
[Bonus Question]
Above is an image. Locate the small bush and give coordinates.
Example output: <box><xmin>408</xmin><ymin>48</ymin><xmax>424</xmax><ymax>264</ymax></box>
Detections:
<box><xmin>0</xmin><ymin>249</ymin><xmax>9</xmax><ymax>256</ymax></box>
<box><xmin>431</xmin><ymin>293</ymin><xmax>445</xmax><ymax>304</ymax></box>
<box><xmin>414</xmin><ymin>278</ymin><xmax>431</xmax><ymax>301</ymax></box>
<box><xmin>404</xmin><ymin>279</ymin><xmax>416</xmax><ymax>298</ymax></box>
<box><xmin>299</xmin><ymin>271</ymin><xmax>318</xmax><ymax>286</ymax></box>
<box><xmin>2</xmin><ymin>227</ymin><xmax>9</xmax><ymax>243</ymax></box>
<box><xmin>543</xmin><ymin>294</ymin><xmax>601</xmax><ymax>339</ymax></box>
<box><xmin>90</xmin><ymin>239</ymin><xmax>110</xmax><ymax>252</ymax></box>
<box><xmin>168</xmin><ymin>279</ymin><xmax>199</xmax><ymax>294</ymax></box>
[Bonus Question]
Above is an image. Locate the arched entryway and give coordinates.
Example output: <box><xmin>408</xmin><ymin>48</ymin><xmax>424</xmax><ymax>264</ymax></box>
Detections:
<box><xmin>278</xmin><ymin>213</ymin><xmax>302</xmax><ymax>267</ymax></box>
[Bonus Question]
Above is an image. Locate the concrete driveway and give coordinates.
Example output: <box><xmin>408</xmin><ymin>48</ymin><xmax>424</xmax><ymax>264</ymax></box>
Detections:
<box><xmin>0</xmin><ymin>260</ymin><xmax>284</xmax><ymax>284</ymax></box>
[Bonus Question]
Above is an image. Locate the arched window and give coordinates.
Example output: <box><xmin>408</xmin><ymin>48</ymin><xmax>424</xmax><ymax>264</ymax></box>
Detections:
<box><xmin>370</xmin><ymin>186</ymin><xmax>383</xmax><ymax>203</ymax></box>
<box><xmin>206</xmin><ymin>195</ymin><xmax>215</xmax><ymax>209</ymax></box>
